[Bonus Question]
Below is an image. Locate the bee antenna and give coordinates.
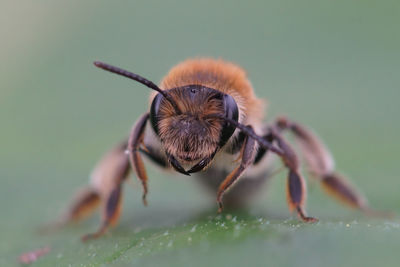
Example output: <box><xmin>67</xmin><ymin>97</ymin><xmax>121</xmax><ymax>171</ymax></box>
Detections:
<box><xmin>93</xmin><ymin>61</ymin><xmax>181</xmax><ymax>113</ymax></box>
<box><xmin>206</xmin><ymin>114</ymin><xmax>284</xmax><ymax>155</ymax></box>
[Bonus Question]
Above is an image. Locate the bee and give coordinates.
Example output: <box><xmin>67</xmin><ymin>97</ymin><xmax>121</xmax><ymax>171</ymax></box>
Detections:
<box><xmin>58</xmin><ymin>58</ymin><xmax>381</xmax><ymax>241</ymax></box>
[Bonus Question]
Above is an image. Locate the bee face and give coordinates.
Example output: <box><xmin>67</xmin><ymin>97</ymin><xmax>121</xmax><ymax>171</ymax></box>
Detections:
<box><xmin>150</xmin><ymin>85</ymin><xmax>239</xmax><ymax>168</ymax></box>
<box><xmin>160</xmin><ymin>114</ymin><xmax>220</xmax><ymax>162</ymax></box>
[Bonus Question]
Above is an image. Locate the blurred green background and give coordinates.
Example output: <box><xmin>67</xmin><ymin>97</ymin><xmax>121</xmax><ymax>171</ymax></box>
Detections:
<box><xmin>1</xmin><ymin>1</ymin><xmax>399</xmax><ymax>266</ymax></box>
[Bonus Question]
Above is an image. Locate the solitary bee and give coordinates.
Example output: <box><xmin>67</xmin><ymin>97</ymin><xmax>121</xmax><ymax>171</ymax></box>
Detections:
<box><xmin>59</xmin><ymin>58</ymin><xmax>380</xmax><ymax>241</ymax></box>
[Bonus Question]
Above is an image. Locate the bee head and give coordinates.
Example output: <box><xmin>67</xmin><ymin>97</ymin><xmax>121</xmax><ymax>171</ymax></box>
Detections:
<box><xmin>150</xmin><ymin>85</ymin><xmax>238</xmax><ymax>173</ymax></box>
<box><xmin>92</xmin><ymin>61</ymin><xmax>239</xmax><ymax>174</ymax></box>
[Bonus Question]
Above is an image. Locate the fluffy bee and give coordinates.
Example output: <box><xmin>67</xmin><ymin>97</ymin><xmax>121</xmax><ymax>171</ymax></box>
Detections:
<box><xmin>59</xmin><ymin>58</ymin><xmax>379</xmax><ymax>241</ymax></box>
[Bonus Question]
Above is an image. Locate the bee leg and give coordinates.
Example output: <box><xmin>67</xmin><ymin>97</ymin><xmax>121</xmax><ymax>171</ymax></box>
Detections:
<box><xmin>51</xmin><ymin>187</ymin><xmax>101</xmax><ymax>230</ymax></box>
<box><xmin>253</xmin><ymin>133</ymin><xmax>274</xmax><ymax>165</ymax></box>
<box><xmin>52</xmin><ymin>140</ymin><xmax>130</xmax><ymax>241</ymax></box>
<box><xmin>128</xmin><ymin>113</ymin><xmax>151</xmax><ymax>206</ymax></box>
<box><xmin>274</xmin><ymin>117</ymin><xmax>375</xmax><ymax>214</ymax></box>
<box><xmin>216</xmin><ymin>126</ymin><xmax>256</xmax><ymax>213</ymax></box>
<box><xmin>80</xmin><ymin>141</ymin><xmax>130</xmax><ymax>241</ymax></box>
<box><xmin>81</xmin><ymin>184</ymin><xmax>124</xmax><ymax>241</ymax></box>
<box><xmin>269</xmin><ymin>129</ymin><xmax>318</xmax><ymax>222</ymax></box>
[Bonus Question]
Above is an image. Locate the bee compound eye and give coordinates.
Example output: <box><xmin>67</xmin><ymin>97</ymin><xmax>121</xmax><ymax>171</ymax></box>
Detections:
<box><xmin>150</xmin><ymin>93</ymin><xmax>164</xmax><ymax>136</ymax></box>
<box><xmin>218</xmin><ymin>94</ymin><xmax>239</xmax><ymax>147</ymax></box>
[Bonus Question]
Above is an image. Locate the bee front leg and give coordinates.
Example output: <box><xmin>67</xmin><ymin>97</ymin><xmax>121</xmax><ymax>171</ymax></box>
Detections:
<box><xmin>216</xmin><ymin>126</ymin><xmax>256</xmax><ymax>213</ymax></box>
<box><xmin>128</xmin><ymin>113</ymin><xmax>151</xmax><ymax>206</ymax></box>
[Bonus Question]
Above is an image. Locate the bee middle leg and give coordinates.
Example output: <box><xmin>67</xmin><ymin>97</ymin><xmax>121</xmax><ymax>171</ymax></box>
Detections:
<box><xmin>268</xmin><ymin>129</ymin><xmax>318</xmax><ymax>222</ymax></box>
<box><xmin>81</xmin><ymin>113</ymin><xmax>154</xmax><ymax>241</ymax></box>
<box><xmin>81</xmin><ymin>181</ymin><xmax>125</xmax><ymax>241</ymax></box>
<box><xmin>58</xmin><ymin>113</ymin><xmax>169</xmax><ymax>241</ymax></box>
<box><xmin>56</xmin><ymin>141</ymin><xmax>130</xmax><ymax>241</ymax></box>
<box><xmin>217</xmin><ymin>123</ymin><xmax>316</xmax><ymax>221</ymax></box>
<box><xmin>273</xmin><ymin>117</ymin><xmax>375</xmax><ymax>214</ymax></box>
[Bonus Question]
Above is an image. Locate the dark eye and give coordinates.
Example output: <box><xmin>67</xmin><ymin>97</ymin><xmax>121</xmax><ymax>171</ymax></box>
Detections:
<box><xmin>218</xmin><ymin>94</ymin><xmax>239</xmax><ymax>147</ymax></box>
<box><xmin>150</xmin><ymin>93</ymin><xmax>163</xmax><ymax>136</ymax></box>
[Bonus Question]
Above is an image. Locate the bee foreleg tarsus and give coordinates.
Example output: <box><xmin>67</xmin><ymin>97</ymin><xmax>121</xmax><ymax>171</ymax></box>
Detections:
<box><xmin>128</xmin><ymin>113</ymin><xmax>151</xmax><ymax>205</ymax></box>
<box><xmin>216</xmin><ymin>126</ymin><xmax>256</xmax><ymax>213</ymax></box>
